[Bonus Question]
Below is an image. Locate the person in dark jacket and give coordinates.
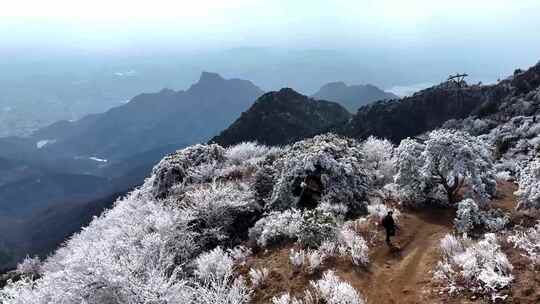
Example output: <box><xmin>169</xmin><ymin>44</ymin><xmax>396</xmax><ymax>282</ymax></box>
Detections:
<box><xmin>382</xmin><ymin>211</ymin><xmax>397</xmax><ymax>245</ymax></box>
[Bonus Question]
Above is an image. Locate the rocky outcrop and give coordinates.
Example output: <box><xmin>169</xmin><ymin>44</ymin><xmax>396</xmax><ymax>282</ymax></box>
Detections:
<box><xmin>211</xmin><ymin>88</ymin><xmax>351</xmax><ymax>146</ymax></box>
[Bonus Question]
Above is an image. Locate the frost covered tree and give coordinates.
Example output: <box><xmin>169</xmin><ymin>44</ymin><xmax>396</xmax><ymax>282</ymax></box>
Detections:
<box><xmin>360</xmin><ymin>136</ymin><xmax>395</xmax><ymax>187</ymax></box>
<box><xmin>395</xmin><ymin>129</ymin><xmax>496</xmax><ymax>205</ymax></box>
<box><xmin>394</xmin><ymin>137</ymin><xmax>429</xmax><ymax>204</ymax></box>
<box><xmin>515</xmin><ymin>159</ymin><xmax>540</xmax><ymax>209</ymax></box>
<box><xmin>269</xmin><ymin>134</ymin><xmax>369</xmax><ymax>217</ymax></box>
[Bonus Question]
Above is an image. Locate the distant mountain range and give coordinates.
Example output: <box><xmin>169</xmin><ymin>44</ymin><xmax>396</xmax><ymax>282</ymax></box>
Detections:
<box><xmin>32</xmin><ymin>72</ymin><xmax>264</xmax><ymax>161</ymax></box>
<box><xmin>311</xmin><ymin>81</ymin><xmax>398</xmax><ymax>112</ymax></box>
<box><xmin>212</xmin><ymin>62</ymin><xmax>540</xmax><ymax>147</ymax></box>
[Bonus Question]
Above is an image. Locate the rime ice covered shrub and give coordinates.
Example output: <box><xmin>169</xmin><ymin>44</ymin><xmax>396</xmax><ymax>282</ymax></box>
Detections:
<box><xmin>306</xmin><ymin>250</ymin><xmax>326</xmax><ymax>273</ymax></box>
<box><xmin>272</xmin><ymin>270</ymin><xmax>365</xmax><ymax>304</ymax></box>
<box><xmin>189</xmin><ymin>245</ymin><xmax>253</xmax><ymax>304</ymax></box>
<box><xmin>312</xmin><ymin>271</ymin><xmax>365</xmax><ymax>304</ymax></box>
<box><xmin>395</xmin><ymin>130</ymin><xmax>496</xmax><ymax>206</ymax></box>
<box><xmin>289</xmin><ymin>249</ymin><xmax>305</xmax><ymax>270</ymax></box>
<box><xmin>249</xmin><ymin>208</ymin><xmax>339</xmax><ymax>249</ymax></box>
<box><xmin>152</xmin><ymin>144</ymin><xmax>226</xmax><ymax>198</ymax></box>
<box><xmin>272</xmin><ymin>293</ymin><xmax>301</xmax><ymax>304</ymax></box>
<box><xmin>189</xmin><ymin>274</ymin><xmax>251</xmax><ymax>304</ymax></box>
<box><xmin>443</xmin><ymin>117</ymin><xmax>494</xmax><ymax>136</ymax></box>
<box><xmin>297</xmin><ymin>209</ymin><xmax>338</xmax><ymax>248</ymax></box>
<box><xmin>15</xmin><ymin>256</ymin><xmax>41</xmax><ymax>278</ymax></box>
<box><xmin>484</xmin><ymin>116</ymin><xmax>540</xmax><ymax>161</ymax></box>
<box><xmin>287</xmin><ymin>248</ymin><xmax>327</xmax><ymax>274</ymax></box>
<box><xmin>439</xmin><ymin>234</ymin><xmax>464</xmax><ymax>258</ymax></box>
<box><xmin>269</xmin><ymin>134</ymin><xmax>369</xmax><ymax>216</ymax></box>
<box><xmin>180</xmin><ymin>181</ymin><xmax>255</xmax><ymax>246</ymax></box>
<box><xmin>0</xmin><ymin>182</ymin><xmax>202</xmax><ymax>304</ymax></box>
<box><xmin>253</xmin><ymin>165</ymin><xmax>276</xmax><ymax>204</ymax></box>
<box><xmin>248</xmin><ymin>209</ymin><xmax>303</xmax><ymax>247</ymax></box>
<box><xmin>248</xmin><ymin>267</ymin><xmax>269</xmax><ymax>288</ymax></box>
<box><xmin>366</xmin><ymin>203</ymin><xmax>400</xmax><ymax>222</ymax></box>
<box><xmin>337</xmin><ymin>226</ymin><xmax>369</xmax><ymax>266</ymax></box>
<box><xmin>508</xmin><ymin>222</ymin><xmax>540</xmax><ymax>265</ymax></box>
<box><xmin>152</xmin><ymin>141</ymin><xmax>277</xmax><ymax>199</ymax></box>
<box><xmin>227</xmin><ymin>246</ymin><xmax>252</xmax><ymax>265</ymax></box>
<box><xmin>454</xmin><ymin>199</ymin><xmax>509</xmax><ymax>234</ymax></box>
<box><xmin>434</xmin><ymin>233</ymin><xmax>513</xmax><ymax>300</ymax></box>
<box><xmin>494</xmin><ymin>170</ymin><xmax>513</xmax><ymax>182</ymax></box>
<box><xmin>225</xmin><ymin>142</ymin><xmax>272</xmax><ymax>165</ymax></box>
<box><xmin>454</xmin><ymin>199</ymin><xmax>484</xmax><ymax>234</ymax></box>
<box><xmin>194</xmin><ymin>247</ymin><xmax>235</xmax><ymax>281</ymax></box>
<box><xmin>317</xmin><ymin>200</ymin><xmax>349</xmax><ymax>221</ymax></box>
<box><xmin>514</xmin><ymin>159</ymin><xmax>540</xmax><ymax>210</ymax></box>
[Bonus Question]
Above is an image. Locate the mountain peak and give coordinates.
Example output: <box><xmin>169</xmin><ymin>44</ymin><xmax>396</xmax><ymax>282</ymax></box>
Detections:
<box><xmin>211</xmin><ymin>88</ymin><xmax>350</xmax><ymax>146</ymax></box>
<box><xmin>312</xmin><ymin>81</ymin><xmax>397</xmax><ymax>112</ymax></box>
<box><xmin>276</xmin><ymin>87</ymin><xmax>304</xmax><ymax>97</ymax></box>
<box><xmin>320</xmin><ymin>81</ymin><xmax>348</xmax><ymax>89</ymax></box>
<box><xmin>198</xmin><ymin>71</ymin><xmax>225</xmax><ymax>84</ymax></box>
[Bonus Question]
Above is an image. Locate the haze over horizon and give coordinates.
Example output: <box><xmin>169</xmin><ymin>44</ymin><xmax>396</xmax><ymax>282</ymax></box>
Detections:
<box><xmin>1</xmin><ymin>0</ymin><xmax>540</xmax><ymax>136</ymax></box>
<box><xmin>2</xmin><ymin>0</ymin><xmax>540</xmax><ymax>87</ymax></box>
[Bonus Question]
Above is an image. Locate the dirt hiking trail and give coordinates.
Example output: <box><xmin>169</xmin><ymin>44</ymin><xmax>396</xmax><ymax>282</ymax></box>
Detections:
<box><xmin>339</xmin><ymin>208</ymin><xmax>456</xmax><ymax>304</ymax></box>
<box><xmin>244</xmin><ymin>207</ymin><xmax>456</xmax><ymax>304</ymax></box>
<box><xmin>245</xmin><ymin>182</ymin><xmax>536</xmax><ymax>304</ymax></box>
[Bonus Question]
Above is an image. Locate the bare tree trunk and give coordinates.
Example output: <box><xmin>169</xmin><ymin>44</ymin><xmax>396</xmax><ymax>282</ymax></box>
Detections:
<box><xmin>438</xmin><ymin>173</ymin><xmax>463</xmax><ymax>204</ymax></box>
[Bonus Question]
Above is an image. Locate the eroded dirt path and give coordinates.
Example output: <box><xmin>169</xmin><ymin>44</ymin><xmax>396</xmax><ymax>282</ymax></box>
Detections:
<box><xmin>339</xmin><ymin>208</ymin><xmax>455</xmax><ymax>304</ymax></box>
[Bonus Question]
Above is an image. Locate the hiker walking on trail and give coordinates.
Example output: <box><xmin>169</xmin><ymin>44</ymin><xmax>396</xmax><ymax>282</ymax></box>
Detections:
<box><xmin>382</xmin><ymin>211</ymin><xmax>397</xmax><ymax>245</ymax></box>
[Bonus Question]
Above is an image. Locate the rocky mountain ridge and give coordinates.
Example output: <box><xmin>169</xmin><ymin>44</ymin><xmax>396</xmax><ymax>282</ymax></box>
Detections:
<box><xmin>212</xmin><ymin>88</ymin><xmax>351</xmax><ymax>146</ymax></box>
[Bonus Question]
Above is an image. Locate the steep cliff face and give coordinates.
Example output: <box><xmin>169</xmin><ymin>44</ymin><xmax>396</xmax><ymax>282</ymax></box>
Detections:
<box><xmin>211</xmin><ymin>88</ymin><xmax>351</xmax><ymax>146</ymax></box>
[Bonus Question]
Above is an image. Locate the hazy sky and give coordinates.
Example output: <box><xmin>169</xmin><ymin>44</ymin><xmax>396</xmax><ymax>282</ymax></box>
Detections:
<box><xmin>1</xmin><ymin>0</ymin><xmax>540</xmax><ymax>94</ymax></box>
<box><xmin>3</xmin><ymin>0</ymin><xmax>540</xmax><ymax>53</ymax></box>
